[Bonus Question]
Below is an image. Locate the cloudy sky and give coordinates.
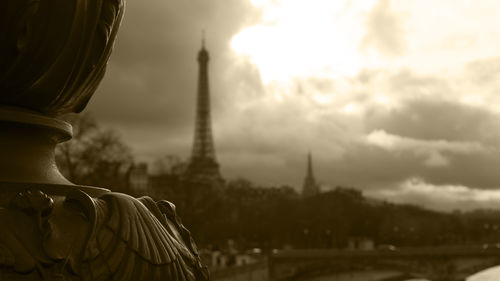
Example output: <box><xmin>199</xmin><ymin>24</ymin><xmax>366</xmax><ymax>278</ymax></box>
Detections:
<box><xmin>87</xmin><ymin>0</ymin><xmax>500</xmax><ymax>211</ymax></box>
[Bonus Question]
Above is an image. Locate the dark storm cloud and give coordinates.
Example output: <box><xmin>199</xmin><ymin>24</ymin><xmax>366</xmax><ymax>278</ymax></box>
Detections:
<box><xmin>287</xmin><ymin>62</ymin><xmax>500</xmax><ymax>194</ymax></box>
<box><xmin>317</xmin><ymin>143</ymin><xmax>418</xmax><ymax>189</ymax></box>
<box><xmin>387</xmin><ymin>70</ymin><xmax>452</xmax><ymax>99</ymax></box>
<box><xmin>213</xmin><ymin>61</ymin><xmax>500</xmax><ymax>191</ymax></box>
<box><xmin>216</xmin><ymin>57</ymin><xmax>264</xmax><ymax>114</ymax></box>
<box><xmin>352</xmin><ymin>65</ymin><xmax>500</xmax><ymax>190</ymax></box>
<box><xmin>365</xmin><ymin>97</ymin><xmax>500</xmax><ymax>145</ymax></box>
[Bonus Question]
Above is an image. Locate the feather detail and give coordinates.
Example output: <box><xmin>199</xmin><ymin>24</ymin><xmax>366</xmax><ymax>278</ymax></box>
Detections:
<box><xmin>80</xmin><ymin>192</ymin><xmax>199</xmax><ymax>281</ymax></box>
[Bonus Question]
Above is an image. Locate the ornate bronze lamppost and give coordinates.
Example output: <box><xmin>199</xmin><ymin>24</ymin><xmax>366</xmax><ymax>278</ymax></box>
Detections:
<box><xmin>0</xmin><ymin>1</ymin><xmax>207</xmax><ymax>280</ymax></box>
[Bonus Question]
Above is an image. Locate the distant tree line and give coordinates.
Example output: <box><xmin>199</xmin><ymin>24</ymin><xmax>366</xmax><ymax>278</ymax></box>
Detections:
<box><xmin>56</xmin><ymin>114</ymin><xmax>500</xmax><ymax>252</ymax></box>
<box><xmin>149</xmin><ymin>176</ymin><xmax>500</xmax><ymax>251</ymax></box>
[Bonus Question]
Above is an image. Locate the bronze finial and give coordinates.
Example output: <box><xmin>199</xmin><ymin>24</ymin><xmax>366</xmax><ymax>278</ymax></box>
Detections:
<box><xmin>0</xmin><ymin>0</ymin><xmax>125</xmax><ymax>117</ymax></box>
<box><xmin>0</xmin><ymin>1</ymin><xmax>208</xmax><ymax>280</ymax></box>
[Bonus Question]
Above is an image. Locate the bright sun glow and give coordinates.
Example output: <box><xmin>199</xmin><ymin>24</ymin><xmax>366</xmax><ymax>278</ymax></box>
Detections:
<box><xmin>230</xmin><ymin>0</ymin><xmax>500</xmax><ymax>117</ymax></box>
<box><xmin>459</xmin><ymin>95</ymin><xmax>485</xmax><ymax>107</ymax></box>
<box><xmin>373</xmin><ymin>94</ymin><xmax>397</xmax><ymax>109</ymax></box>
<box><xmin>231</xmin><ymin>0</ymin><xmax>377</xmax><ymax>84</ymax></box>
<box><xmin>342</xmin><ymin>103</ymin><xmax>360</xmax><ymax>115</ymax></box>
<box><xmin>313</xmin><ymin>93</ymin><xmax>334</xmax><ymax>105</ymax></box>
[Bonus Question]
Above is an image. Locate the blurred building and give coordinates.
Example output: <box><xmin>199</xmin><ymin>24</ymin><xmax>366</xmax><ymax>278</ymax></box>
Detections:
<box><xmin>347</xmin><ymin>237</ymin><xmax>375</xmax><ymax>251</ymax></box>
<box><xmin>128</xmin><ymin>162</ymin><xmax>150</xmax><ymax>192</ymax></box>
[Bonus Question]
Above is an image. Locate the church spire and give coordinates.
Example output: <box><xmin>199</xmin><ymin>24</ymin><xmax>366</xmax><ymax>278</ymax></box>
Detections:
<box><xmin>302</xmin><ymin>152</ymin><xmax>320</xmax><ymax>197</ymax></box>
<box><xmin>201</xmin><ymin>30</ymin><xmax>205</xmax><ymax>49</ymax></box>
<box><xmin>307</xmin><ymin>152</ymin><xmax>314</xmax><ymax>178</ymax></box>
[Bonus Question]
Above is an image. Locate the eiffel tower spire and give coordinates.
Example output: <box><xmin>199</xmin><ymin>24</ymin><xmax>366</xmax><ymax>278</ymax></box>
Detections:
<box><xmin>302</xmin><ymin>152</ymin><xmax>320</xmax><ymax>197</ymax></box>
<box><xmin>185</xmin><ymin>36</ymin><xmax>222</xmax><ymax>182</ymax></box>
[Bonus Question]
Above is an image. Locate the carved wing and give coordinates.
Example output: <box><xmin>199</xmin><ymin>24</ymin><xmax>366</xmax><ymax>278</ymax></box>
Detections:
<box><xmin>78</xmin><ymin>192</ymin><xmax>200</xmax><ymax>281</ymax></box>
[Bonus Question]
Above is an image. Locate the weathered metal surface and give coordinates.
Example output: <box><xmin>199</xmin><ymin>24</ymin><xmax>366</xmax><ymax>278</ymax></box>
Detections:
<box><xmin>0</xmin><ymin>1</ymin><xmax>208</xmax><ymax>280</ymax></box>
<box><xmin>0</xmin><ymin>189</ymin><xmax>208</xmax><ymax>280</ymax></box>
<box><xmin>0</xmin><ymin>0</ymin><xmax>124</xmax><ymax>116</ymax></box>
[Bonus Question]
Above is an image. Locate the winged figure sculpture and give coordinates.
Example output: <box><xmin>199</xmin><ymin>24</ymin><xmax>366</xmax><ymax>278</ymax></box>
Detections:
<box><xmin>64</xmin><ymin>190</ymin><xmax>209</xmax><ymax>281</ymax></box>
<box><xmin>1</xmin><ymin>188</ymin><xmax>209</xmax><ymax>280</ymax></box>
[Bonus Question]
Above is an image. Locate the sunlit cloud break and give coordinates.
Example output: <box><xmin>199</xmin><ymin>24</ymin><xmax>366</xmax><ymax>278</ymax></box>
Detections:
<box><xmin>365</xmin><ymin>130</ymin><xmax>488</xmax><ymax>167</ymax></box>
<box><xmin>369</xmin><ymin>177</ymin><xmax>500</xmax><ymax>211</ymax></box>
<box><xmin>231</xmin><ymin>0</ymin><xmax>374</xmax><ymax>83</ymax></box>
<box><xmin>366</xmin><ymin>130</ymin><xmax>486</xmax><ymax>154</ymax></box>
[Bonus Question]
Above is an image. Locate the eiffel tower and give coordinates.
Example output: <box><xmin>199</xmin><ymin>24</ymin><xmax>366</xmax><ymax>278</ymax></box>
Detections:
<box><xmin>185</xmin><ymin>38</ymin><xmax>222</xmax><ymax>184</ymax></box>
<box><xmin>302</xmin><ymin>152</ymin><xmax>320</xmax><ymax>197</ymax></box>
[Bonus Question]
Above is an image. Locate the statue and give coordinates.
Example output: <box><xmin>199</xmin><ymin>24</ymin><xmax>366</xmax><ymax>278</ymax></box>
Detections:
<box><xmin>0</xmin><ymin>0</ymin><xmax>208</xmax><ymax>280</ymax></box>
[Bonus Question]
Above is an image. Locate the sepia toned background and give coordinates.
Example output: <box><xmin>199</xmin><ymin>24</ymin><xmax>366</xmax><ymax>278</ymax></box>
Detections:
<box><xmin>87</xmin><ymin>0</ymin><xmax>500</xmax><ymax>211</ymax></box>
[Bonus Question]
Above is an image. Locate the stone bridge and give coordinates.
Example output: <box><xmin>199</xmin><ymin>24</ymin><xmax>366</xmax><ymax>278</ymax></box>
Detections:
<box><xmin>268</xmin><ymin>246</ymin><xmax>500</xmax><ymax>281</ymax></box>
